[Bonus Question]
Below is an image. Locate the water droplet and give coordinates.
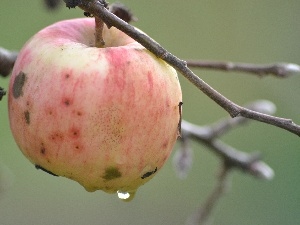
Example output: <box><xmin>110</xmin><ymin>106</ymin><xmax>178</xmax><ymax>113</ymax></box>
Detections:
<box><xmin>117</xmin><ymin>191</ymin><xmax>130</xmax><ymax>199</ymax></box>
<box><xmin>117</xmin><ymin>190</ymin><xmax>136</xmax><ymax>202</ymax></box>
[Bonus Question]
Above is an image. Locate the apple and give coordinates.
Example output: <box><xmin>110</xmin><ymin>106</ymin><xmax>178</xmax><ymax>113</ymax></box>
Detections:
<box><xmin>8</xmin><ymin>18</ymin><xmax>182</xmax><ymax>198</ymax></box>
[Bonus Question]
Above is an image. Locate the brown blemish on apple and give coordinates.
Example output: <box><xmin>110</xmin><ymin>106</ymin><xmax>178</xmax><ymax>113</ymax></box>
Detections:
<box><xmin>40</xmin><ymin>146</ymin><xmax>46</xmax><ymax>155</ymax></box>
<box><xmin>62</xmin><ymin>97</ymin><xmax>73</xmax><ymax>106</ymax></box>
<box><xmin>103</xmin><ymin>166</ymin><xmax>122</xmax><ymax>180</ymax></box>
<box><xmin>72</xmin><ymin>109</ymin><xmax>83</xmax><ymax>116</ymax></box>
<box><xmin>165</xmin><ymin>98</ymin><xmax>170</xmax><ymax>107</ymax></box>
<box><xmin>141</xmin><ymin>167</ymin><xmax>157</xmax><ymax>179</ymax></box>
<box><xmin>73</xmin><ymin>143</ymin><xmax>84</xmax><ymax>153</ymax></box>
<box><xmin>64</xmin><ymin>99</ymin><xmax>70</xmax><ymax>106</ymax></box>
<box><xmin>12</xmin><ymin>71</ymin><xmax>27</xmax><ymax>99</ymax></box>
<box><xmin>49</xmin><ymin>132</ymin><xmax>64</xmax><ymax>142</ymax></box>
<box><xmin>46</xmin><ymin>107</ymin><xmax>56</xmax><ymax>116</ymax></box>
<box><xmin>24</xmin><ymin>110</ymin><xmax>30</xmax><ymax>125</ymax></box>
<box><xmin>69</xmin><ymin>127</ymin><xmax>80</xmax><ymax>139</ymax></box>
<box><xmin>40</xmin><ymin>142</ymin><xmax>47</xmax><ymax>155</ymax></box>
<box><xmin>162</xmin><ymin>139</ymin><xmax>169</xmax><ymax>149</ymax></box>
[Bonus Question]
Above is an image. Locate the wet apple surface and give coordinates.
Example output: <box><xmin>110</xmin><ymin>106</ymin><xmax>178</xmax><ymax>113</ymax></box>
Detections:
<box><xmin>8</xmin><ymin>18</ymin><xmax>182</xmax><ymax>200</ymax></box>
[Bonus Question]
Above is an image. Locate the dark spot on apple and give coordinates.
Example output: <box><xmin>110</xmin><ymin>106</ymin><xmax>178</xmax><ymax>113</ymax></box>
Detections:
<box><xmin>40</xmin><ymin>147</ymin><xmax>46</xmax><ymax>155</ymax></box>
<box><xmin>24</xmin><ymin>110</ymin><xmax>30</xmax><ymax>124</ymax></box>
<box><xmin>35</xmin><ymin>164</ymin><xmax>58</xmax><ymax>177</ymax></box>
<box><xmin>49</xmin><ymin>132</ymin><xmax>64</xmax><ymax>142</ymax></box>
<box><xmin>12</xmin><ymin>71</ymin><xmax>26</xmax><ymax>99</ymax></box>
<box><xmin>165</xmin><ymin>98</ymin><xmax>170</xmax><ymax>107</ymax></box>
<box><xmin>141</xmin><ymin>167</ymin><xmax>157</xmax><ymax>179</ymax></box>
<box><xmin>103</xmin><ymin>167</ymin><xmax>122</xmax><ymax>180</ymax></box>
<box><xmin>64</xmin><ymin>99</ymin><xmax>71</xmax><ymax>106</ymax></box>
<box><xmin>40</xmin><ymin>142</ymin><xmax>46</xmax><ymax>154</ymax></box>
<box><xmin>162</xmin><ymin>140</ymin><xmax>168</xmax><ymax>149</ymax></box>
<box><xmin>70</xmin><ymin>127</ymin><xmax>80</xmax><ymax>138</ymax></box>
<box><xmin>65</xmin><ymin>74</ymin><xmax>70</xmax><ymax>79</ymax></box>
<box><xmin>73</xmin><ymin>143</ymin><xmax>84</xmax><ymax>153</ymax></box>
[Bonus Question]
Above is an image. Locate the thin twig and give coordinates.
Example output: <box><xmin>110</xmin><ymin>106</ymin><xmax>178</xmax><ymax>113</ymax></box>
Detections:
<box><xmin>181</xmin><ymin>120</ymin><xmax>274</xmax><ymax>180</ymax></box>
<box><xmin>186</xmin><ymin>60</ymin><xmax>300</xmax><ymax>78</ymax></box>
<box><xmin>204</xmin><ymin>100</ymin><xmax>276</xmax><ymax>139</ymax></box>
<box><xmin>186</xmin><ymin>164</ymin><xmax>231</xmax><ymax>225</ymax></box>
<box><xmin>181</xmin><ymin>100</ymin><xmax>275</xmax><ymax>224</ymax></box>
<box><xmin>178</xmin><ymin>100</ymin><xmax>276</xmax><ymax>180</ymax></box>
<box><xmin>75</xmin><ymin>0</ymin><xmax>300</xmax><ymax>137</ymax></box>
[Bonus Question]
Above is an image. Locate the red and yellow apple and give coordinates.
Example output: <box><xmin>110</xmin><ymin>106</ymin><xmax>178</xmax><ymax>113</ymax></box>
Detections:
<box><xmin>8</xmin><ymin>18</ymin><xmax>182</xmax><ymax>198</ymax></box>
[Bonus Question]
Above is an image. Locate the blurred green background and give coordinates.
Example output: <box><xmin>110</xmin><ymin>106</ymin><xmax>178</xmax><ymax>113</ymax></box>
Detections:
<box><xmin>1</xmin><ymin>1</ymin><xmax>300</xmax><ymax>224</ymax></box>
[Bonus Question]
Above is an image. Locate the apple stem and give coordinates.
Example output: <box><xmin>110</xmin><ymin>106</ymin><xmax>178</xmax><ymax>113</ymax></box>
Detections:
<box><xmin>95</xmin><ymin>16</ymin><xmax>105</xmax><ymax>48</ymax></box>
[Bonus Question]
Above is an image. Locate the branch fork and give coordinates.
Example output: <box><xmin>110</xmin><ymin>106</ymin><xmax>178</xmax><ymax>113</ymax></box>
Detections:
<box><xmin>177</xmin><ymin>100</ymin><xmax>275</xmax><ymax>224</ymax></box>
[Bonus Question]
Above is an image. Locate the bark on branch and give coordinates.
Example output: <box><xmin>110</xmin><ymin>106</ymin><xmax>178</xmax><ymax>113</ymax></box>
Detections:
<box><xmin>176</xmin><ymin>100</ymin><xmax>275</xmax><ymax>181</ymax></box>
<box><xmin>176</xmin><ymin>100</ymin><xmax>275</xmax><ymax>225</ymax></box>
<box><xmin>186</xmin><ymin>60</ymin><xmax>300</xmax><ymax>78</ymax></box>
<box><xmin>74</xmin><ymin>0</ymin><xmax>300</xmax><ymax>137</ymax></box>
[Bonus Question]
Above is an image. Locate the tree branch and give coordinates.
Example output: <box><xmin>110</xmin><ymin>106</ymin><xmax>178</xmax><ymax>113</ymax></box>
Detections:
<box><xmin>186</xmin><ymin>60</ymin><xmax>300</xmax><ymax>78</ymax></box>
<box><xmin>199</xmin><ymin>100</ymin><xmax>276</xmax><ymax>139</ymax></box>
<box><xmin>180</xmin><ymin>116</ymin><xmax>274</xmax><ymax>179</ymax></box>
<box><xmin>74</xmin><ymin>0</ymin><xmax>300</xmax><ymax>137</ymax></box>
<box><xmin>174</xmin><ymin>100</ymin><xmax>275</xmax><ymax>181</ymax></box>
<box><xmin>178</xmin><ymin>100</ymin><xmax>275</xmax><ymax>224</ymax></box>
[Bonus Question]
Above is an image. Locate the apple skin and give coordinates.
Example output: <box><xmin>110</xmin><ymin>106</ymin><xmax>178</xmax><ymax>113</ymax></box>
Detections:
<box><xmin>8</xmin><ymin>18</ymin><xmax>182</xmax><ymax>195</ymax></box>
